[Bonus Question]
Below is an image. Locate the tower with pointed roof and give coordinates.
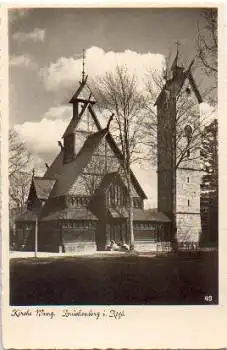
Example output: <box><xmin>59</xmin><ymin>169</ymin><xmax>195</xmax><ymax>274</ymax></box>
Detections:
<box><xmin>156</xmin><ymin>50</ymin><xmax>202</xmax><ymax>245</ymax></box>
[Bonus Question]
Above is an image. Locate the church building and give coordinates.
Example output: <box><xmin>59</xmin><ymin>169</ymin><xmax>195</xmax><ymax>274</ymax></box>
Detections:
<box><xmin>15</xmin><ymin>72</ymin><xmax>171</xmax><ymax>253</ymax></box>
<box><xmin>14</xmin><ymin>50</ymin><xmax>202</xmax><ymax>253</ymax></box>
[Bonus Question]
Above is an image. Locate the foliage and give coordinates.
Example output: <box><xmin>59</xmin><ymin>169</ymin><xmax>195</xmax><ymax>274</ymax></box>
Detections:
<box><xmin>197</xmin><ymin>8</ymin><xmax>217</xmax><ymax>103</ymax></box>
<box><xmin>200</xmin><ymin>119</ymin><xmax>218</xmax><ymax>245</ymax></box>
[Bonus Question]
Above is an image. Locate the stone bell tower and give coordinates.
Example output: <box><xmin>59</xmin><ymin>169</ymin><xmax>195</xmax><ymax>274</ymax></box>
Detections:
<box><xmin>155</xmin><ymin>51</ymin><xmax>202</xmax><ymax>244</ymax></box>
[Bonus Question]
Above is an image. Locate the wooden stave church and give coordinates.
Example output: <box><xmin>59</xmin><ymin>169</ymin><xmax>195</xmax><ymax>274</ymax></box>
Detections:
<box><xmin>15</xmin><ymin>75</ymin><xmax>171</xmax><ymax>253</ymax></box>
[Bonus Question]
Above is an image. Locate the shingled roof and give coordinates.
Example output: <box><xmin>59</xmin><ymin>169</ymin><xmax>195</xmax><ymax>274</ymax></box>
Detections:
<box><xmin>108</xmin><ymin>208</ymin><xmax>171</xmax><ymax>223</ymax></box>
<box><xmin>43</xmin><ymin>151</ymin><xmax>64</xmax><ymax>179</ymax></box>
<box><xmin>43</xmin><ymin>102</ymin><xmax>147</xmax><ymax>200</ymax></box>
<box><xmin>50</xmin><ymin>128</ymin><xmax>108</xmax><ymax>197</ymax></box>
<box><xmin>33</xmin><ymin>177</ymin><xmax>56</xmax><ymax>200</ymax></box>
<box><xmin>41</xmin><ymin>207</ymin><xmax>97</xmax><ymax>221</ymax></box>
<box><xmin>15</xmin><ymin>210</ymin><xmax>37</xmax><ymax>222</ymax></box>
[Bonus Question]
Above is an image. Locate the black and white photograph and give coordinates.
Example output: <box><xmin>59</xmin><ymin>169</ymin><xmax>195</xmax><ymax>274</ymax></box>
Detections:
<box><xmin>7</xmin><ymin>6</ymin><xmax>219</xmax><ymax>307</ymax></box>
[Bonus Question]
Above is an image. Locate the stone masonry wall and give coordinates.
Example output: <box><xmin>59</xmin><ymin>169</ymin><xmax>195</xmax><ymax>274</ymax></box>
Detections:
<box><xmin>176</xmin><ymin>168</ymin><xmax>201</xmax><ymax>213</ymax></box>
<box><xmin>176</xmin><ymin>213</ymin><xmax>201</xmax><ymax>243</ymax></box>
<box><xmin>175</xmin><ymin>79</ymin><xmax>201</xmax><ymax>243</ymax></box>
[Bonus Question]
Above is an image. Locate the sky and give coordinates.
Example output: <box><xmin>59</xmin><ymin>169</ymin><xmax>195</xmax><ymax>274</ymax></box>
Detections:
<box><xmin>8</xmin><ymin>7</ymin><xmax>217</xmax><ymax>208</ymax></box>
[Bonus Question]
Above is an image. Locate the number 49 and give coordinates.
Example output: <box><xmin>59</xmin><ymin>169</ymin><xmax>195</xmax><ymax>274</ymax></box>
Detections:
<box><xmin>204</xmin><ymin>295</ymin><xmax>213</xmax><ymax>302</ymax></box>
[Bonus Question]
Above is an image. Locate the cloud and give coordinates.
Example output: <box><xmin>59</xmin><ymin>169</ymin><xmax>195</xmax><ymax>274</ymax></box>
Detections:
<box><xmin>43</xmin><ymin>105</ymin><xmax>72</xmax><ymax>120</ymax></box>
<box><xmin>9</xmin><ymin>54</ymin><xmax>37</xmax><ymax>69</ymax></box>
<box><xmin>40</xmin><ymin>46</ymin><xmax>165</xmax><ymax>92</ymax></box>
<box><xmin>12</xmin><ymin>28</ymin><xmax>46</xmax><ymax>43</ymax></box>
<box><xmin>14</xmin><ymin>105</ymin><xmax>71</xmax><ymax>157</ymax></box>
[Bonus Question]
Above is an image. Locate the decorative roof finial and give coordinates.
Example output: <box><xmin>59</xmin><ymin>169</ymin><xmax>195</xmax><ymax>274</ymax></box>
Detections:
<box><xmin>82</xmin><ymin>48</ymin><xmax>85</xmax><ymax>83</ymax></box>
<box><xmin>32</xmin><ymin>168</ymin><xmax>35</xmax><ymax>177</ymax></box>
<box><xmin>58</xmin><ymin>140</ymin><xmax>64</xmax><ymax>150</ymax></box>
<box><xmin>171</xmin><ymin>40</ymin><xmax>181</xmax><ymax>71</ymax></box>
<box><xmin>176</xmin><ymin>40</ymin><xmax>181</xmax><ymax>55</ymax></box>
<box><xmin>107</xmin><ymin>113</ymin><xmax>114</xmax><ymax>130</ymax></box>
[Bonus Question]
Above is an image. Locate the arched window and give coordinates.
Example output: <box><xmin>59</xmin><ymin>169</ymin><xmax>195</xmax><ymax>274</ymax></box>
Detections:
<box><xmin>107</xmin><ymin>184</ymin><xmax>125</xmax><ymax>207</ymax></box>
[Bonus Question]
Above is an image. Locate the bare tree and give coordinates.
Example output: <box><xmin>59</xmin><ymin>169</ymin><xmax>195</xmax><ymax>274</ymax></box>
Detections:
<box><xmin>9</xmin><ymin>129</ymin><xmax>31</xmax><ymax>179</ymax></box>
<box><xmin>197</xmin><ymin>8</ymin><xmax>217</xmax><ymax>103</ymax></box>
<box><xmin>9</xmin><ymin>129</ymin><xmax>46</xmax><ymax>211</ymax></box>
<box><xmin>9</xmin><ymin>129</ymin><xmax>32</xmax><ymax>211</ymax></box>
<box><xmin>197</xmin><ymin>9</ymin><xmax>217</xmax><ymax>76</ymax></box>
<box><xmin>144</xmin><ymin>66</ymin><xmax>204</xmax><ymax>170</ymax></box>
<box><xmin>93</xmin><ymin>65</ymin><xmax>147</xmax><ymax>249</ymax></box>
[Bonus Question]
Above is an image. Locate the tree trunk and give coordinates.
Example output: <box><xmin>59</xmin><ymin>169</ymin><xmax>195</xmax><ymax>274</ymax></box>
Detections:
<box><xmin>170</xmin><ymin>94</ymin><xmax>178</xmax><ymax>251</ymax></box>
<box><xmin>127</xmin><ymin>172</ymin><xmax>134</xmax><ymax>250</ymax></box>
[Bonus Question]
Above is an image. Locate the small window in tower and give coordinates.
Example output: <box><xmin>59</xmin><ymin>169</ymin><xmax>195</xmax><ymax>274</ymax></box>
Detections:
<box><xmin>186</xmin><ymin>87</ymin><xmax>191</xmax><ymax>95</ymax></box>
<box><xmin>184</xmin><ymin>125</ymin><xmax>193</xmax><ymax>140</ymax></box>
<box><xmin>187</xmin><ymin>177</ymin><xmax>190</xmax><ymax>183</ymax></box>
<box><xmin>188</xmin><ymin>199</ymin><xmax>190</xmax><ymax>207</ymax></box>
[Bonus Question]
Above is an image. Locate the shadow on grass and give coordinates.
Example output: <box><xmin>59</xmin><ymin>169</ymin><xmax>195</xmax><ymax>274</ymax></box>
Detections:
<box><xmin>10</xmin><ymin>251</ymin><xmax>218</xmax><ymax>305</ymax></box>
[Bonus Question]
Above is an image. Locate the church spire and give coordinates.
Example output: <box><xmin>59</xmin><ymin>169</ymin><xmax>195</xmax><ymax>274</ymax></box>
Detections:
<box><xmin>171</xmin><ymin>40</ymin><xmax>180</xmax><ymax>71</ymax></box>
<box><xmin>82</xmin><ymin>48</ymin><xmax>86</xmax><ymax>83</ymax></box>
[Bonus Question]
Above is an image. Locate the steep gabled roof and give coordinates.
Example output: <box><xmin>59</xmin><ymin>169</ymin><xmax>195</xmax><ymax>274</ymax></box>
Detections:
<box><xmin>43</xmin><ymin>150</ymin><xmax>64</xmax><ymax>179</ymax></box>
<box><xmin>69</xmin><ymin>77</ymin><xmax>96</xmax><ymax>104</ymax></box>
<box><xmin>62</xmin><ymin>116</ymin><xmax>78</xmax><ymax>138</ymax></box>
<box><xmin>89</xmin><ymin>105</ymin><xmax>147</xmax><ymax>199</ymax></box>
<box><xmin>44</xmin><ymin>104</ymin><xmax>147</xmax><ymax>200</ymax></box>
<box><xmin>33</xmin><ymin>177</ymin><xmax>56</xmax><ymax>200</ymax></box>
<box><xmin>15</xmin><ymin>210</ymin><xmax>37</xmax><ymax>222</ymax></box>
<box><xmin>88</xmin><ymin>172</ymin><xmax>128</xmax><ymax>214</ymax></box>
<box><xmin>95</xmin><ymin>172</ymin><xmax>127</xmax><ymax>194</ymax></box>
<box><xmin>49</xmin><ymin>128</ymin><xmax>108</xmax><ymax>197</ymax></box>
<box><xmin>155</xmin><ymin>59</ymin><xmax>203</xmax><ymax>106</ymax></box>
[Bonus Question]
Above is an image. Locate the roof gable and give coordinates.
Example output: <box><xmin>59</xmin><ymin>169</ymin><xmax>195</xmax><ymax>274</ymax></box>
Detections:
<box><xmin>91</xmin><ymin>172</ymin><xmax>127</xmax><ymax>199</ymax></box>
<box><xmin>43</xmin><ymin>103</ymin><xmax>147</xmax><ymax>200</ymax></box>
<box><xmin>88</xmin><ymin>106</ymin><xmax>147</xmax><ymax>199</ymax></box>
<box><xmin>155</xmin><ymin>61</ymin><xmax>202</xmax><ymax>106</ymax></box>
<box><xmin>69</xmin><ymin>77</ymin><xmax>96</xmax><ymax>104</ymax></box>
<box><xmin>33</xmin><ymin>177</ymin><xmax>56</xmax><ymax>200</ymax></box>
<box><xmin>63</xmin><ymin>100</ymin><xmax>96</xmax><ymax>138</ymax></box>
<box><xmin>50</xmin><ymin>128</ymin><xmax>108</xmax><ymax>197</ymax></box>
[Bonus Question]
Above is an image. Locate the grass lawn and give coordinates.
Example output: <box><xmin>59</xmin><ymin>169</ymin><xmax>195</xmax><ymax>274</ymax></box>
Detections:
<box><xmin>10</xmin><ymin>250</ymin><xmax>218</xmax><ymax>305</ymax></box>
